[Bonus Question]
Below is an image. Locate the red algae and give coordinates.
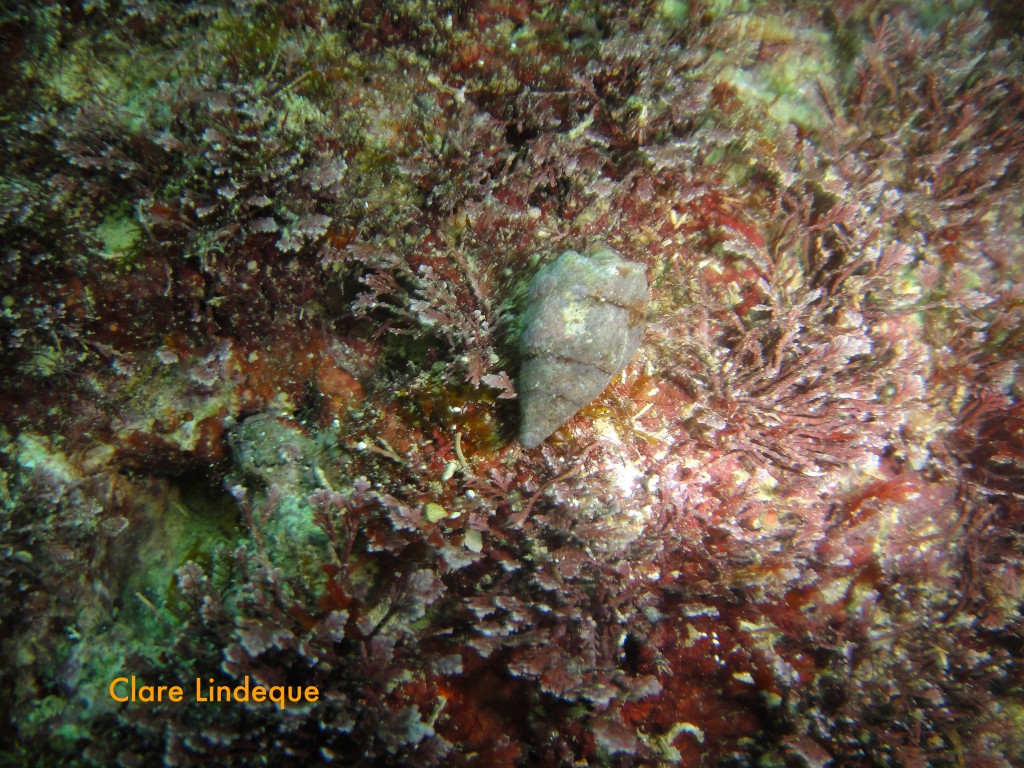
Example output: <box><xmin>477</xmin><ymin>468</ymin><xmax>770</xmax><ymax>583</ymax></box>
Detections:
<box><xmin>2</xmin><ymin>1</ymin><xmax>1023</xmax><ymax>767</ymax></box>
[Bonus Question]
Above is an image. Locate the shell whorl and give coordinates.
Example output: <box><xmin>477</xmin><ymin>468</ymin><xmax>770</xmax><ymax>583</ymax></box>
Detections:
<box><xmin>519</xmin><ymin>248</ymin><xmax>648</xmax><ymax>449</ymax></box>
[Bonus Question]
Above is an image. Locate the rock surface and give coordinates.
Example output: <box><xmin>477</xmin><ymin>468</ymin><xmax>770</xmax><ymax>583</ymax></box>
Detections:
<box><xmin>519</xmin><ymin>248</ymin><xmax>648</xmax><ymax>448</ymax></box>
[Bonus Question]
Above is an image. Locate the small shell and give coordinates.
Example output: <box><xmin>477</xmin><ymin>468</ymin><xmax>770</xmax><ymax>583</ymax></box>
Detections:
<box><xmin>519</xmin><ymin>248</ymin><xmax>648</xmax><ymax>449</ymax></box>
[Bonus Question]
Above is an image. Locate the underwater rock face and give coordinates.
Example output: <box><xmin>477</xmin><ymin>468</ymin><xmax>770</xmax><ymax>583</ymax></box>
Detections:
<box><xmin>519</xmin><ymin>248</ymin><xmax>648</xmax><ymax>449</ymax></box>
<box><xmin>229</xmin><ymin>413</ymin><xmax>318</xmax><ymax>488</ymax></box>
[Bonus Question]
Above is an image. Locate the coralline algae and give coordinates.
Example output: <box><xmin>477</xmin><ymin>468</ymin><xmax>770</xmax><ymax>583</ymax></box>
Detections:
<box><xmin>519</xmin><ymin>248</ymin><xmax>648</xmax><ymax>449</ymax></box>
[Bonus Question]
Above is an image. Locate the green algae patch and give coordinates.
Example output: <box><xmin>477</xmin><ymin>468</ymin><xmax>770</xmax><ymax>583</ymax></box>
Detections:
<box><xmin>711</xmin><ymin>13</ymin><xmax>843</xmax><ymax>134</ymax></box>
<box><xmin>95</xmin><ymin>211</ymin><xmax>142</xmax><ymax>263</ymax></box>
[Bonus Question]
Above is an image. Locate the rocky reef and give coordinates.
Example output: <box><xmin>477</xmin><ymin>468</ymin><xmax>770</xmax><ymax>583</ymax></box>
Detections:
<box><xmin>1</xmin><ymin>1</ymin><xmax>1023</xmax><ymax>767</ymax></box>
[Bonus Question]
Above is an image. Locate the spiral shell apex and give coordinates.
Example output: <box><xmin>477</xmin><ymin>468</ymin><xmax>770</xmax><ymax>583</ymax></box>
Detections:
<box><xmin>518</xmin><ymin>248</ymin><xmax>648</xmax><ymax>449</ymax></box>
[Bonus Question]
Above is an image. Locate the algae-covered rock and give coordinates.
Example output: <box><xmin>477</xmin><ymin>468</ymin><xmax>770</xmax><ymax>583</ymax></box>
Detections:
<box><xmin>229</xmin><ymin>413</ymin><xmax>319</xmax><ymax>488</ymax></box>
<box><xmin>519</xmin><ymin>248</ymin><xmax>648</xmax><ymax>449</ymax></box>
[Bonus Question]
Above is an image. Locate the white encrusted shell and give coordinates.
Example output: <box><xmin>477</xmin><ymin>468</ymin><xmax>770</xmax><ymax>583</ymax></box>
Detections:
<box><xmin>519</xmin><ymin>248</ymin><xmax>648</xmax><ymax>449</ymax></box>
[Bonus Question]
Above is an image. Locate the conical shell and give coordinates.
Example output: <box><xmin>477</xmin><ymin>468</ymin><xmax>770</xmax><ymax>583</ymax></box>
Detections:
<box><xmin>519</xmin><ymin>248</ymin><xmax>648</xmax><ymax>449</ymax></box>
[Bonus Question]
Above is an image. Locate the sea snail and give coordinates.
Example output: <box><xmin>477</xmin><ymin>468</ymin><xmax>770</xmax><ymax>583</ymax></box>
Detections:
<box><xmin>518</xmin><ymin>247</ymin><xmax>648</xmax><ymax>449</ymax></box>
